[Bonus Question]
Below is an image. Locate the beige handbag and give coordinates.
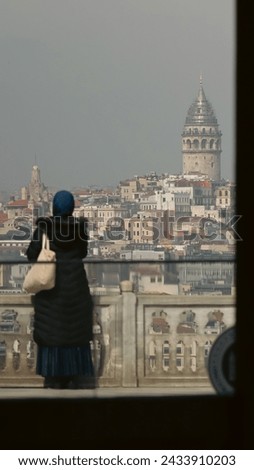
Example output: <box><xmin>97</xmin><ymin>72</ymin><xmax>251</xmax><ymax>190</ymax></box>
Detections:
<box><xmin>23</xmin><ymin>233</ymin><xmax>56</xmax><ymax>294</ymax></box>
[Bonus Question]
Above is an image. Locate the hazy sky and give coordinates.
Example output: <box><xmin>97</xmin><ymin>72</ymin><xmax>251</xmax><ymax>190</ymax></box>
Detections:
<box><xmin>0</xmin><ymin>0</ymin><xmax>235</xmax><ymax>192</ymax></box>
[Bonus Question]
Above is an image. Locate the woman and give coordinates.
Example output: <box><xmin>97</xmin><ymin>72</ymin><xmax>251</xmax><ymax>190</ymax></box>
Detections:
<box><xmin>26</xmin><ymin>190</ymin><xmax>95</xmax><ymax>389</ymax></box>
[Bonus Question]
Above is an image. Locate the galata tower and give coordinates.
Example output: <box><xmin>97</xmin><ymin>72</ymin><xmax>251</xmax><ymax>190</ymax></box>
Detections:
<box><xmin>182</xmin><ymin>76</ymin><xmax>222</xmax><ymax>181</ymax></box>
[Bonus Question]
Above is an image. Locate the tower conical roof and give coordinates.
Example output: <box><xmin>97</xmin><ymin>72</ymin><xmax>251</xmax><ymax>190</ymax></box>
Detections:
<box><xmin>185</xmin><ymin>77</ymin><xmax>218</xmax><ymax>126</ymax></box>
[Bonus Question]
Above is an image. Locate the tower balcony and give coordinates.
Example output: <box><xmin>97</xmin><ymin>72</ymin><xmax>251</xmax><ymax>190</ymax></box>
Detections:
<box><xmin>182</xmin><ymin>148</ymin><xmax>222</xmax><ymax>154</ymax></box>
<box><xmin>182</xmin><ymin>130</ymin><xmax>222</xmax><ymax>137</ymax></box>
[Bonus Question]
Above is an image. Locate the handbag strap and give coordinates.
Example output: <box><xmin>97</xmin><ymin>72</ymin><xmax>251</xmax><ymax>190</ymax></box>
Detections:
<box><xmin>42</xmin><ymin>232</ymin><xmax>50</xmax><ymax>250</ymax></box>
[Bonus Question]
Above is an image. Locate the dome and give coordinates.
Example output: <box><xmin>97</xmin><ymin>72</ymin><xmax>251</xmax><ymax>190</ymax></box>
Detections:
<box><xmin>185</xmin><ymin>80</ymin><xmax>218</xmax><ymax>126</ymax></box>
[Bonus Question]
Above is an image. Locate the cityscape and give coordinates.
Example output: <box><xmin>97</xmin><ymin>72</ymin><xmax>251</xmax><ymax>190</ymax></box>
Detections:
<box><xmin>0</xmin><ymin>0</ymin><xmax>243</xmax><ymax>452</ymax></box>
<box><xmin>0</xmin><ymin>78</ymin><xmax>236</xmax><ymax>296</ymax></box>
<box><xmin>0</xmin><ymin>79</ymin><xmax>236</xmax><ymax>389</ymax></box>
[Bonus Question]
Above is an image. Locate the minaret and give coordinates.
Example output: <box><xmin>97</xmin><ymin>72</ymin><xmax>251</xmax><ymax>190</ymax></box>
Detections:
<box><xmin>182</xmin><ymin>75</ymin><xmax>222</xmax><ymax>181</ymax></box>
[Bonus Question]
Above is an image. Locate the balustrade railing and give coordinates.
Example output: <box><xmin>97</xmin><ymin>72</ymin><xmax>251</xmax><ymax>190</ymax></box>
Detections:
<box><xmin>0</xmin><ymin>260</ymin><xmax>236</xmax><ymax>392</ymax></box>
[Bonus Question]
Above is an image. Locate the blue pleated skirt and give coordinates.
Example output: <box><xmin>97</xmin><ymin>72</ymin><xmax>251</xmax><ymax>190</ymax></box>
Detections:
<box><xmin>36</xmin><ymin>344</ymin><xmax>94</xmax><ymax>377</ymax></box>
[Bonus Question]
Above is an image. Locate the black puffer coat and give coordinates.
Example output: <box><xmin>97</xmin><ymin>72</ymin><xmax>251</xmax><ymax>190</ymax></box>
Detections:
<box><xmin>26</xmin><ymin>216</ymin><xmax>93</xmax><ymax>347</ymax></box>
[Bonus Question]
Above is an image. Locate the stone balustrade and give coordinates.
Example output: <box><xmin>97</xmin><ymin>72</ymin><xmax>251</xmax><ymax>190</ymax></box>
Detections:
<box><xmin>0</xmin><ymin>281</ymin><xmax>235</xmax><ymax>390</ymax></box>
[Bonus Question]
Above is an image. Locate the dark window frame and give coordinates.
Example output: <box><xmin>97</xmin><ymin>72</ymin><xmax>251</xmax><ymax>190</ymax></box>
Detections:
<box><xmin>1</xmin><ymin>1</ymin><xmax>253</xmax><ymax>451</ymax></box>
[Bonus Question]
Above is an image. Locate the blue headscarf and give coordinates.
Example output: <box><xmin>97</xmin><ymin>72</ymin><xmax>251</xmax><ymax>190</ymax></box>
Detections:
<box><xmin>53</xmin><ymin>190</ymin><xmax>75</xmax><ymax>217</ymax></box>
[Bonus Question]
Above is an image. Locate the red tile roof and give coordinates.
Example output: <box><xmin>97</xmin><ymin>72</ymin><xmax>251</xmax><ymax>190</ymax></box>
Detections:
<box><xmin>7</xmin><ymin>199</ymin><xmax>28</xmax><ymax>207</ymax></box>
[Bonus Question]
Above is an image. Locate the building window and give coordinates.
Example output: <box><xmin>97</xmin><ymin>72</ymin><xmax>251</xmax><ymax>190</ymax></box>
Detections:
<box><xmin>148</xmin><ymin>341</ymin><xmax>156</xmax><ymax>371</ymax></box>
<box><xmin>204</xmin><ymin>340</ymin><xmax>213</xmax><ymax>368</ymax></box>
<box><xmin>162</xmin><ymin>341</ymin><xmax>170</xmax><ymax>371</ymax></box>
<box><xmin>176</xmin><ymin>340</ymin><xmax>184</xmax><ymax>371</ymax></box>
<box><xmin>0</xmin><ymin>340</ymin><xmax>6</xmax><ymax>370</ymax></box>
<box><xmin>12</xmin><ymin>339</ymin><xmax>21</xmax><ymax>370</ymax></box>
<box><xmin>27</xmin><ymin>340</ymin><xmax>35</xmax><ymax>369</ymax></box>
<box><xmin>193</xmin><ymin>139</ymin><xmax>199</xmax><ymax>149</ymax></box>
<box><xmin>176</xmin><ymin>357</ymin><xmax>184</xmax><ymax>369</ymax></box>
<box><xmin>190</xmin><ymin>340</ymin><xmax>198</xmax><ymax>372</ymax></box>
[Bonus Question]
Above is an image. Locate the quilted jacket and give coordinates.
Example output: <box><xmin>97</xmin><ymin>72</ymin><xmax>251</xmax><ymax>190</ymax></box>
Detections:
<box><xmin>26</xmin><ymin>216</ymin><xmax>93</xmax><ymax>347</ymax></box>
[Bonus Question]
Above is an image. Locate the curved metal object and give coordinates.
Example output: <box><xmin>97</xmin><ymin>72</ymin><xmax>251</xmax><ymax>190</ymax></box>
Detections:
<box><xmin>208</xmin><ymin>326</ymin><xmax>236</xmax><ymax>395</ymax></box>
